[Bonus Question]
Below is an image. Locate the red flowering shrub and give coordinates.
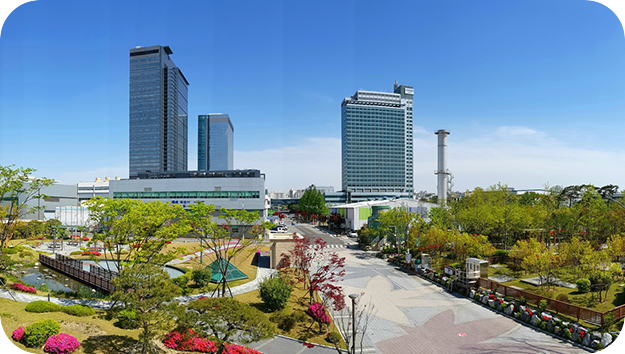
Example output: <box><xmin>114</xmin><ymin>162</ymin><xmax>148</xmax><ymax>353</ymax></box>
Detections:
<box><xmin>306</xmin><ymin>303</ymin><xmax>331</xmax><ymax>324</ymax></box>
<box><xmin>44</xmin><ymin>333</ymin><xmax>81</xmax><ymax>354</ymax></box>
<box><xmin>82</xmin><ymin>237</ymin><xmax>89</xmax><ymax>241</ymax></box>
<box><xmin>12</xmin><ymin>327</ymin><xmax>24</xmax><ymax>341</ymax></box>
<box><xmin>81</xmin><ymin>251</ymin><xmax>101</xmax><ymax>256</ymax></box>
<box><xmin>499</xmin><ymin>299</ymin><xmax>503</xmax><ymax>304</ymax></box>
<box><xmin>12</xmin><ymin>283</ymin><xmax>37</xmax><ymax>294</ymax></box>
<box><xmin>223</xmin><ymin>343</ymin><xmax>264</xmax><ymax>354</ymax></box>
<box><xmin>488</xmin><ymin>294</ymin><xmax>495</xmax><ymax>300</ymax></box>
<box><xmin>163</xmin><ymin>329</ymin><xmax>217</xmax><ymax>353</ymax></box>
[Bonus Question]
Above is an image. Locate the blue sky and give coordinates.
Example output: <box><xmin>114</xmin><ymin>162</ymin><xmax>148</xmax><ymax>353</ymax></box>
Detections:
<box><xmin>1</xmin><ymin>0</ymin><xmax>625</xmax><ymax>193</ymax></box>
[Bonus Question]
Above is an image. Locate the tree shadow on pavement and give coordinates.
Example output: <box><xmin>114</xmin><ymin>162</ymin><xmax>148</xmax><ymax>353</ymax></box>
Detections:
<box><xmin>81</xmin><ymin>334</ymin><xmax>137</xmax><ymax>354</ymax></box>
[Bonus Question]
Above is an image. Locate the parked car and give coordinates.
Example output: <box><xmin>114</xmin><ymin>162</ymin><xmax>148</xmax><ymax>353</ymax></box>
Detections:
<box><xmin>348</xmin><ymin>232</ymin><xmax>358</xmax><ymax>238</ymax></box>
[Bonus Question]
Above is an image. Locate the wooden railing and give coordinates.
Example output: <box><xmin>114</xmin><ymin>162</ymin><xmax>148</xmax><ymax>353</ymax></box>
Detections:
<box><xmin>39</xmin><ymin>254</ymin><xmax>114</xmax><ymax>293</ymax></box>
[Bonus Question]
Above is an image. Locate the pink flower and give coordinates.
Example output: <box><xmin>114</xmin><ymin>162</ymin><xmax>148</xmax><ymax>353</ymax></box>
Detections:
<box><xmin>44</xmin><ymin>333</ymin><xmax>80</xmax><ymax>354</ymax></box>
<box><xmin>12</xmin><ymin>327</ymin><xmax>24</xmax><ymax>341</ymax></box>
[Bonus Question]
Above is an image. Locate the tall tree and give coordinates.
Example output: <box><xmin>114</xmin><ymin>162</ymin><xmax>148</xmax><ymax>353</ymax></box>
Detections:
<box><xmin>111</xmin><ymin>263</ymin><xmax>178</xmax><ymax>354</ymax></box>
<box><xmin>0</xmin><ymin>165</ymin><xmax>54</xmax><ymax>252</ymax></box>
<box><xmin>187</xmin><ymin>204</ymin><xmax>272</xmax><ymax>297</ymax></box>
<box><xmin>376</xmin><ymin>207</ymin><xmax>423</xmax><ymax>250</ymax></box>
<box><xmin>84</xmin><ymin>197</ymin><xmax>190</xmax><ymax>273</ymax></box>
<box><xmin>298</xmin><ymin>186</ymin><xmax>328</xmax><ymax>220</ymax></box>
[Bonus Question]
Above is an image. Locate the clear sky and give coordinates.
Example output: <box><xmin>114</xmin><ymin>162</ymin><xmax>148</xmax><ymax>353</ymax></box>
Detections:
<box><xmin>1</xmin><ymin>0</ymin><xmax>625</xmax><ymax>194</ymax></box>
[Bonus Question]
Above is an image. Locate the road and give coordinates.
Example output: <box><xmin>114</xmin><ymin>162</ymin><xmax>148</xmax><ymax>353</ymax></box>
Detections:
<box><xmin>282</xmin><ymin>217</ymin><xmax>351</xmax><ymax>248</ymax></box>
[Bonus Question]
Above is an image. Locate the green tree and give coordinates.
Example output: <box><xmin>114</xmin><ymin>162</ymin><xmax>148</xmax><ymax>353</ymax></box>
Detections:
<box><xmin>0</xmin><ymin>165</ymin><xmax>54</xmax><ymax>252</ymax></box>
<box><xmin>177</xmin><ymin>297</ymin><xmax>275</xmax><ymax>349</ymax></box>
<box><xmin>111</xmin><ymin>263</ymin><xmax>178</xmax><ymax>354</ymax></box>
<box><xmin>187</xmin><ymin>203</ymin><xmax>272</xmax><ymax>297</ymax></box>
<box><xmin>84</xmin><ymin>197</ymin><xmax>190</xmax><ymax>273</ymax></box>
<box><xmin>376</xmin><ymin>207</ymin><xmax>424</xmax><ymax>250</ymax></box>
<box><xmin>298</xmin><ymin>186</ymin><xmax>328</xmax><ymax>219</ymax></box>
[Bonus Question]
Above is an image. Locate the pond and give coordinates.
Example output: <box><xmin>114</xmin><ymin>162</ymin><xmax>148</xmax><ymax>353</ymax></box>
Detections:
<box><xmin>14</xmin><ymin>260</ymin><xmax>186</xmax><ymax>293</ymax></box>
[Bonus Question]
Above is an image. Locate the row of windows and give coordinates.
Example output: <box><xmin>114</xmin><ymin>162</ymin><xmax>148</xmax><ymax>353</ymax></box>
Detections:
<box><xmin>113</xmin><ymin>191</ymin><xmax>260</xmax><ymax>199</ymax></box>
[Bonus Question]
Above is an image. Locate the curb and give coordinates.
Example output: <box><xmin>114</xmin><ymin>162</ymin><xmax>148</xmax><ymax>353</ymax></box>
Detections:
<box><xmin>274</xmin><ymin>334</ymin><xmax>348</xmax><ymax>352</ymax></box>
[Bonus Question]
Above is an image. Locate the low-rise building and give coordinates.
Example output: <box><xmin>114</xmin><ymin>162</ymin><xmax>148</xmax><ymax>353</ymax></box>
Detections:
<box><xmin>332</xmin><ymin>199</ymin><xmax>438</xmax><ymax>231</ymax></box>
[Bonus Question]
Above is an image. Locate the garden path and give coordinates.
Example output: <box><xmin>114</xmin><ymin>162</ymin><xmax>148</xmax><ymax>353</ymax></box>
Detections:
<box><xmin>334</xmin><ymin>246</ymin><xmax>591</xmax><ymax>354</ymax></box>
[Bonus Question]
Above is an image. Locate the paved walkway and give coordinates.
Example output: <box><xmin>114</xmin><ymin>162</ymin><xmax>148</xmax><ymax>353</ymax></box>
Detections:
<box><xmin>333</xmin><ymin>248</ymin><xmax>590</xmax><ymax>354</ymax></box>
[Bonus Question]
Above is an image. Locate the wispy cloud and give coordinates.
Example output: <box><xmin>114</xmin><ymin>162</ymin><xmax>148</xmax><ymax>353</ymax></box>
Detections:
<box><xmin>235</xmin><ymin>137</ymin><xmax>341</xmax><ymax>192</ymax></box>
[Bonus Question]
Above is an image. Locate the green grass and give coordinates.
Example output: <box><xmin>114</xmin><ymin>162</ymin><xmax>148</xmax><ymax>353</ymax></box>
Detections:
<box><xmin>235</xmin><ymin>271</ymin><xmax>347</xmax><ymax>349</ymax></box>
<box><xmin>0</xmin><ymin>297</ymin><xmax>142</xmax><ymax>354</ymax></box>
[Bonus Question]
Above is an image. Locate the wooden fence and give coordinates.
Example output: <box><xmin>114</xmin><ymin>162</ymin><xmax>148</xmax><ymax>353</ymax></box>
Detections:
<box><xmin>478</xmin><ymin>278</ymin><xmax>625</xmax><ymax>326</ymax></box>
<box><xmin>38</xmin><ymin>254</ymin><xmax>114</xmax><ymax>293</ymax></box>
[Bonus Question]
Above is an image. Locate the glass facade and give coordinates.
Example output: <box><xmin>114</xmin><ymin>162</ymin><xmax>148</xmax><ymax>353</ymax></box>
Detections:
<box><xmin>129</xmin><ymin>45</ymin><xmax>188</xmax><ymax>177</ymax></box>
<box><xmin>113</xmin><ymin>190</ymin><xmax>260</xmax><ymax>199</ymax></box>
<box><xmin>341</xmin><ymin>84</ymin><xmax>414</xmax><ymax>194</ymax></box>
<box><xmin>198</xmin><ymin>114</ymin><xmax>234</xmax><ymax>171</ymax></box>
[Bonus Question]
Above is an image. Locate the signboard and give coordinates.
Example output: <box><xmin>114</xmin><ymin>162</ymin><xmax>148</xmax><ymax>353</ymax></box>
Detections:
<box><xmin>405</xmin><ymin>87</ymin><xmax>414</xmax><ymax>95</ymax></box>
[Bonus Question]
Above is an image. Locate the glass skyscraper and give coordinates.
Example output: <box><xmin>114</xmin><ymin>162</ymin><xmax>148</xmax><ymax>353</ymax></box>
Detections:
<box><xmin>341</xmin><ymin>82</ymin><xmax>414</xmax><ymax>197</ymax></box>
<box><xmin>129</xmin><ymin>45</ymin><xmax>189</xmax><ymax>177</ymax></box>
<box><xmin>198</xmin><ymin>114</ymin><xmax>234</xmax><ymax>171</ymax></box>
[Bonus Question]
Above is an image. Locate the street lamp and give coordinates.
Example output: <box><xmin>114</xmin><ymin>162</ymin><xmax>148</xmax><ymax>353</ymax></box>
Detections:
<box><xmin>348</xmin><ymin>293</ymin><xmax>358</xmax><ymax>354</ymax></box>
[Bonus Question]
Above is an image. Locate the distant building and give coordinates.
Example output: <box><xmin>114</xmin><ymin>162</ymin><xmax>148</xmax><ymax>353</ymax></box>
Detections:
<box><xmin>77</xmin><ymin>177</ymin><xmax>118</xmax><ymax>203</ymax></box>
<box><xmin>198</xmin><ymin>114</ymin><xmax>234</xmax><ymax>171</ymax></box>
<box><xmin>2</xmin><ymin>180</ymin><xmax>79</xmax><ymax>221</ymax></box>
<box><xmin>129</xmin><ymin>45</ymin><xmax>189</xmax><ymax>177</ymax></box>
<box><xmin>113</xmin><ymin>170</ymin><xmax>268</xmax><ymax>222</ymax></box>
<box><xmin>332</xmin><ymin>199</ymin><xmax>437</xmax><ymax>231</ymax></box>
<box><xmin>341</xmin><ymin>82</ymin><xmax>414</xmax><ymax>201</ymax></box>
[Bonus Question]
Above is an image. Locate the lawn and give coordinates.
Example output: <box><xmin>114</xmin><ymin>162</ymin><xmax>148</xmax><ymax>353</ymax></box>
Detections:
<box><xmin>488</xmin><ymin>264</ymin><xmax>625</xmax><ymax>312</ymax></box>
<box><xmin>0</xmin><ymin>297</ymin><xmax>142</xmax><ymax>354</ymax></box>
<box><xmin>235</xmin><ymin>272</ymin><xmax>347</xmax><ymax>349</ymax></box>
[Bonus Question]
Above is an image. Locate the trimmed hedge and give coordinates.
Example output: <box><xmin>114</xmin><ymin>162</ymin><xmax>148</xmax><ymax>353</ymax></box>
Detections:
<box><xmin>25</xmin><ymin>301</ymin><xmax>62</xmax><ymax>313</ymax></box>
<box><xmin>24</xmin><ymin>301</ymin><xmax>94</xmax><ymax>317</ymax></box>
<box><xmin>23</xmin><ymin>320</ymin><xmax>61</xmax><ymax>347</ymax></box>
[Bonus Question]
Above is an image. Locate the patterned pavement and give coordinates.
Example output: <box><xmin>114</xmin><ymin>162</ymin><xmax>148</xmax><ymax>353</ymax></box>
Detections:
<box><xmin>335</xmin><ymin>248</ymin><xmax>590</xmax><ymax>354</ymax></box>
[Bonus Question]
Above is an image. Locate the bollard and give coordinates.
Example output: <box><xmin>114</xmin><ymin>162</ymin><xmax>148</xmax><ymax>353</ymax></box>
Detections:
<box><xmin>48</xmin><ymin>293</ymin><xmax>50</xmax><ymax>302</ymax></box>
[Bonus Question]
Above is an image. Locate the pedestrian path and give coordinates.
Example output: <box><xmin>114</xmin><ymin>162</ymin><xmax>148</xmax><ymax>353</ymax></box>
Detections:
<box><xmin>166</xmin><ymin>242</ymin><xmax>241</xmax><ymax>265</ymax></box>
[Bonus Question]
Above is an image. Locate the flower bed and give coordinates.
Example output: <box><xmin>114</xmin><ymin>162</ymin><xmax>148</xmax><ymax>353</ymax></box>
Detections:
<box><xmin>469</xmin><ymin>288</ymin><xmax>618</xmax><ymax>350</ymax></box>
<box><xmin>82</xmin><ymin>237</ymin><xmax>89</xmax><ymax>241</ymax></box>
<box><xmin>12</xmin><ymin>282</ymin><xmax>37</xmax><ymax>294</ymax></box>
<box><xmin>12</xmin><ymin>327</ymin><xmax>24</xmax><ymax>341</ymax></box>
<box><xmin>81</xmin><ymin>251</ymin><xmax>101</xmax><ymax>256</ymax></box>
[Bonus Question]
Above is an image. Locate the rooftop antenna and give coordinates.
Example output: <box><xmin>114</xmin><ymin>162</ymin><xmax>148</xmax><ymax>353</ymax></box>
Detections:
<box><xmin>394</xmin><ymin>80</ymin><xmax>398</xmax><ymax>90</ymax></box>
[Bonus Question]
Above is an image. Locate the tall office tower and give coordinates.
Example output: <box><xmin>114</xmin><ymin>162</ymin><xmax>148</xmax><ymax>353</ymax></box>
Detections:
<box><xmin>198</xmin><ymin>114</ymin><xmax>234</xmax><ymax>171</ymax></box>
<box><xmin>129</xmin><ymin>45</ymin><xmax>189</xmax><ymax>177</ymax></box>
<box><xmin>341</xmin><ymin>82</ymin><xmax>414</xmax><ymax>198</ymax></box>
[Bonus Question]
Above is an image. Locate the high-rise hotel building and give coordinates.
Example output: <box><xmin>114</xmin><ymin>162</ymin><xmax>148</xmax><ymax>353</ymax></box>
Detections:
<box><xmin>129</xmin><ymin>45</ymin><xmax>189</xmax><ymax>177</ymax></box>
<box><xmin>198</xmin><ymin>114</ymin><xmax>234</xmax><ymax>171</ymax></box>
<box><xmin>341</xmin><ymin>82</ymin><xmax>414</xmax><ymax>200</ymax></box>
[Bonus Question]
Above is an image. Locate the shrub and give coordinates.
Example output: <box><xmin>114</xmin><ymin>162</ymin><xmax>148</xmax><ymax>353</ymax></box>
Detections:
<box><xmin>540</xmin><ymin>322</ymin><xmax>547</xmax><ymax>331</ymax></box>
<box><xmin>327</xmin><ymin>332</ymin><xmax>341</xmax><ymax>344</ymax></box>
<box><xmin>25</xmin><ymin>301</ymin><xmax>62</xmax><ymax>313</ymax></box>
<box><xmin>493</xmin><ymin>249</ymin><xmax>509</xmax><ymax>257</ymax></box>
<box><xmin>12</xmin><ymin>327</ymin><xmax>24</xmax><ymax>341</ymax></box>
<box><xmin>223</xmin><ymin>343</ymin><xmax>263</xmax><ymax>354</ymax></box>
<box><xmin>576</xmin><ymin>278</ymin><xmax>591</xmax><ymax>293</ymax></box>
<box><xmin>163</xmin><ymin>329</ymin><xmax>218</xmax><ymax>353</ymax></box>
<box><xmin>556</xmin><ymin>293</ymin><xmax>569</xmax><ymax>302</ymax></box>
<box><xmin>259</xmin><ymin>276</ymin><xmax>292</xmax><ymax>311</ymax></box>
<box><xmin>44</xmin><ymin>333</ymin><xmax>80</xmax><ymax>354</ymax></box>
<box><xmin>562</xmin><ymin>328</ymin><xmax>572</xmax><ymax>340</ymax></box>
<box><xmin>69</xmin><ymin>251</ymin><xmax>82</xmax><ymax>256</ymax></box>
<box><xmin>269</xmin><ymin>311</ymin><xmax>302</xmax><ymax>332</ymax></box>
<box><xmin>306</xmin><ymin>303</ymin><xmax>331</xmax><ymax>325</ymax></box>
<box><xmin>116</xmin><ymin>309</ymin><xmax>140</xmax><ymax>329</ymax></box>
<box><xmin>192</xmin><ymin>268</ymin><xmax>212</xmax><ymax>288</ymax></box>
<box><xmin>23</xmin><ymin>319</ymin><xmax>61</xmax><ymax>347</ymax></box>
<box><xmin>518</xmin><ymin>296</ymin><xmax>527</xmax><ymax>306</ymax></box>
<box><xmin>538</xmin><ymin>299</ymin><xmax>548</xmax><ymax>312</ymax></box>
<box><xmin>12</xmin><ymin>282</ymin><xmax>37</xmax><ymax>294</ymax></box>
<box><xmin>62</xmin><ymin>304</ymin><xmax>95</xmax><ymax>317</ymax></box>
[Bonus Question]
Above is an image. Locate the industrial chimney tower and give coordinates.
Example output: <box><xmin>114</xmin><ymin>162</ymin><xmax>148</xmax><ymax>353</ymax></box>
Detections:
<box><xmin>435</xmin><ymin>129</ymin><xmax>450</xmax><ymax>204</ymax></box>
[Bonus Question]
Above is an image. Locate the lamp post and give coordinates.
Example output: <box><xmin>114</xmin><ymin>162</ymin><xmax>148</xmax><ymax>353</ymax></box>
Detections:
<box><xmin>348</xmin><ymin>293</ymin><xmax>358</xmax><ymax>354</ymax></box>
